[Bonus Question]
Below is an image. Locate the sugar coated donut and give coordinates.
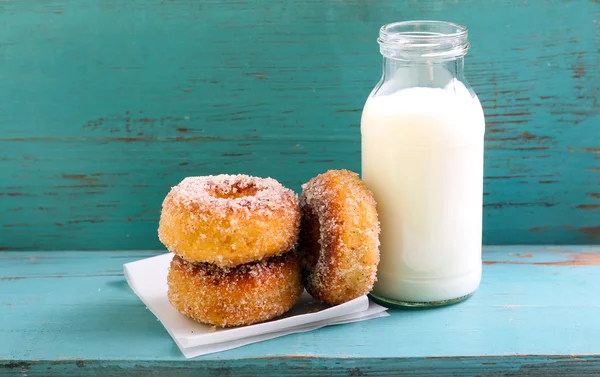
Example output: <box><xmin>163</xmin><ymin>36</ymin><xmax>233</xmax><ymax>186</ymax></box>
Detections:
<box><xmin>158</xmin><ymin>175</ymin><xmax>300</xmax><ymax>267</ymax></box>
<box><xmin>298</xmin><ymin>169</ymin><xmax>380</xmax><ymax>305</ymax></box>
<box><xmin>168</xmin><ymin>252</ymin><xmax>303</xmax><ymax>327</ymax></box>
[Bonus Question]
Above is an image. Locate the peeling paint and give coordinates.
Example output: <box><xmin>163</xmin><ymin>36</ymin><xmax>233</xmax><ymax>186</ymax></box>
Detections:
<box><xmin>577</xmin><ymin>204</ymin><xmax>600</xmax><ymax>210</ymax></box>
<box><xmin>579</xmin><ymin>226</ymin><xmax>600</xmax><ymax>234</ymax></box>
<box><xmin>571</xmin><ymin>51</ymin><xmax>586</xmax><ymax>79</ymax></box>
<box><xmin>531</xmin><ymin>226</ymin><xmax>550</xmax><ymax>232</ymax></box>
<box><xmin>580</xmin><ymin>148</ymin><xmax>600</xmax><ymax>153</ymax></box>
<box><xmin>61</xmin><ymin>174</ymin><xmax>99</xmax><ymax>183</ymax></box>
<box><xmin>509</xmin><ymin>253</ymin><xmax>533</xmax><ymax>258</ymax></box>
<box><xmin>484</xmin><ymin>252</ymin><xmax>600</xmax><ymax>267</ymax></box>
<box><xmin>485</xmin><ymin>202</ymin><xmax>555</xmax><ymax>208</ymax></box>
<box><xmin>67</xmin><ymin>219</ymin><xmax>105</xmax><ymax>224</ymax></box>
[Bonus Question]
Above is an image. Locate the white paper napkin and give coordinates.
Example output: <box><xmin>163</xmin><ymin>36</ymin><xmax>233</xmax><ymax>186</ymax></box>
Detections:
<box><xmin>176</xmin><ymin>300</ymin><xmax>387</xmax><ymax>358</ymax></box>
<box><xmin>124</xmin><ymin>253</ymin><xmax>389</xmax><ymax>358</ymax></box>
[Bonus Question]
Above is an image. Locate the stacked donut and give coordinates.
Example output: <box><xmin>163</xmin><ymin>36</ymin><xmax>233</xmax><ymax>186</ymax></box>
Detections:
<box><xmin>158</xmin><ymin>170</ymin><xmax>380</xmax><ymax>328</ymax></box>
<box><xmin>158</xmin><ymin>175</ymin><xmax>302</xmax><ymax>327</ymax></box>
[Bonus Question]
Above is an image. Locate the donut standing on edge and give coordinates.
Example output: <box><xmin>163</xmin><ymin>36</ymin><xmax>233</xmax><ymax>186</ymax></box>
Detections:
<box><xmin>158</xmin><ymin>174</ymin><xmax>303</xmax><ymax>327</ymax></box>
<box><xmin>298</xmin><ymin>169</ymin><xmax>381</xmax><ymax>305</ymax></box>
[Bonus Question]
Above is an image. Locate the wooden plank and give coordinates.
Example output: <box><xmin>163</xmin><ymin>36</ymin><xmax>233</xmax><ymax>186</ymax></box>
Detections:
<box><xmin>2</xmin><ymin>357</ymin><xmax>600</xmax><ymax>377</ymax></box>
<box><xmin>1</xmin><ymin>246</ymin><xmax>600</xmax><ymax>376</ymax></box>
<box><xmin>0</xmin><ymin>0</ymin><xmax>599</xmax><ymax>250</ymax></box>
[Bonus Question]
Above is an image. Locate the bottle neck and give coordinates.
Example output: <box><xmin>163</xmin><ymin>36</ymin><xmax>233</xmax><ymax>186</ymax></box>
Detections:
<box><xmin>382</xmin><ymin>56</ymin><xmax>465</xmax><ymax>85</ymax></box>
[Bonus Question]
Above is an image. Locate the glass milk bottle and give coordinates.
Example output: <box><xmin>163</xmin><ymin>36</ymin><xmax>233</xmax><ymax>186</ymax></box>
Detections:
<box><xmin>362</xmin><ymin>21</ymin><xmax>485</xmax><ymax>307</ymax></box>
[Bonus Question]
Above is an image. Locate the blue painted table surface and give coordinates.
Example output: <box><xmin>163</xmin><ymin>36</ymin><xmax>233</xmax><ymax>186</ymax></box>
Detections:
<box><xmin>2</xmin><ymin>246</ymin><xmax>600</xmax><ymax>376</ymax></box>
<box><xmin>0</xmin><ymin>0</ymin><xmax>599</xmax><ymax>251</ymax></box>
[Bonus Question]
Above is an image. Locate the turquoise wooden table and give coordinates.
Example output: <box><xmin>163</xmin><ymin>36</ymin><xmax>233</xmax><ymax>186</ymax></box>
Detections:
<box><xmin>2</xmin><ymin>246</ymin><xmax>600</xmax><ymax>376</ymax></box>
<box><xmin>0</xmin><ymin>0</ymin><xmax>599</xmax><ymax>375</ymax></box>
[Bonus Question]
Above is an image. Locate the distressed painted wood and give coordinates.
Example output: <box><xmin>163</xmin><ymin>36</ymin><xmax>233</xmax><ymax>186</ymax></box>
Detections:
<box><xmin>0</xmin><ymin>0</ymin><xmax>599</xmax><ymax>250</ymax></box>
<box><xmin>1</xmin><ymin>246</ymin><xmax>600</xmax><ymax>376</ymax></box>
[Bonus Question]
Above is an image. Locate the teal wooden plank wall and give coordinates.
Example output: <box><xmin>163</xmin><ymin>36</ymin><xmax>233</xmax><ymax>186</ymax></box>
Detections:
<box><xmin>0</xmin><ymin>0</ymin><xmax>598</xmax><ymax>250</ymax></box>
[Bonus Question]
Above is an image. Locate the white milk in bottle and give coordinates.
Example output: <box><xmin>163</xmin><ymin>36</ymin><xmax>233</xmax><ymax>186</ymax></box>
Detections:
<box><xmin>362</xmin><ymin>21</ymin><xmax>485</xmax><ymax>306</ymax></box>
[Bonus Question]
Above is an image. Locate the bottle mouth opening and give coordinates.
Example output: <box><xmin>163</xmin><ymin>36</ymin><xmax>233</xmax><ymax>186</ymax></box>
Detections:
<box><xmin>378</xmin><ymin>20</ymin><xmax>470</xmax><ymax>60</ymax></box>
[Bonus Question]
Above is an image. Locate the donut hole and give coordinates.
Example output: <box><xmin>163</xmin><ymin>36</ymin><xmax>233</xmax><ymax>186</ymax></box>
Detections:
<box><xmin>211</xmin><ymin>182</ymin><xmax>260</xmax><ymax>199</ymax></box>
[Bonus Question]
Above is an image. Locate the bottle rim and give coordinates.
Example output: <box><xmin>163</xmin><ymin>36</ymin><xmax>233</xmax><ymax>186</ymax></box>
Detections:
<box><xmin>378</xmin><ymin>20</ymin><xmax>470</xmax><ymax>60</ymax></box>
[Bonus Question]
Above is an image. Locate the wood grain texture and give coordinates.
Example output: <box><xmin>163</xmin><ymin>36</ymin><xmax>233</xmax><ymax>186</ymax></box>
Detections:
<box><xmin>0</xmin><ymin>0</ymin><xmax>599</xmax><ymax>250</ymax></box>
<box><xmin>1</xmin><ymin>246</ymin><xmax>600</xmax><ymax>376</ymax></box>
<box><xmin>2</xmin><ymin>357</ymin><xmax>600</xmax><ymax>377</ymax></box>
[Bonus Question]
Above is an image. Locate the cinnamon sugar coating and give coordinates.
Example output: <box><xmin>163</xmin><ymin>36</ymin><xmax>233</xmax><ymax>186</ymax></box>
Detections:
<box><xmin>158</xmin><ymin>174</ymin><xmax>300</xmax><ymax>267</ymax></box>
<box><xmin>168</xmin><ymin>252</ymin><xmax>303</xmax><ymax>327</ymax></box>
<box><xmin>298</xmin><ymin>170</ymin><xmax>380</xmax><ymax>305</ymax></box>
